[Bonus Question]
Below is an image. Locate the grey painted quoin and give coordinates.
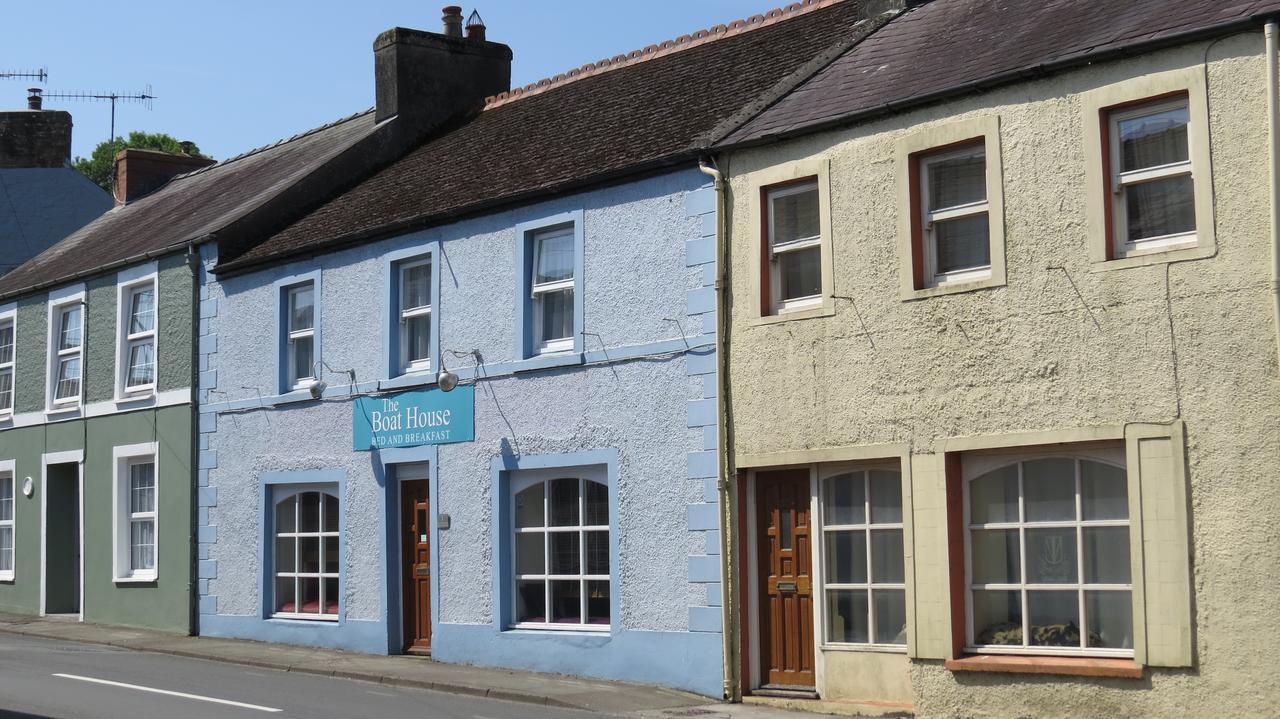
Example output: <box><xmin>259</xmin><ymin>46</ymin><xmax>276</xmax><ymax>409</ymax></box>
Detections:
<box><xmin>196</xmin><ymin>169</ymin><xmax>725</xmax><ymax>696</ymax></box>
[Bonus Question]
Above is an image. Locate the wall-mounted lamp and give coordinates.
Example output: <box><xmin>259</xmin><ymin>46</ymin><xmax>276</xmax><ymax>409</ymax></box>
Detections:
<box><xmin>436</xmin><ymin>361</ymin><xmax>459</xmax><ymax>393</ymax></box>
<box><xmin>22</xmin><ymin>477</ymin><xmax>33</xmax><ymax>498</ymax></box>
<box><xmin>437</xmin><ymin>349</ymin><xmax>482</xmax><ymax>393</ymax></box>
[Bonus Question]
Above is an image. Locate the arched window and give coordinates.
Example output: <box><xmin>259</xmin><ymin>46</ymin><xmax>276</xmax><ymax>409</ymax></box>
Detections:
<box><xmin>511</xmin><ymin>473</ymin><xmax>609</xmax><ymax>629</ymax></box>
<box><xmin>273</xmin><ymin>488</ymin><xmax>340</xmax><ymax>620</ymax></box>
<box><xmin>966</xmin><ymin>455</ymin><xmax>1132</xmax><ymax>655</ymax></box>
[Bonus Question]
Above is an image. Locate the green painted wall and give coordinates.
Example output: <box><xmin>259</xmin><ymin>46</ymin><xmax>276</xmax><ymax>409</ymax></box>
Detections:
<box><xmin>157</xmin><ymin>253</ymin><xmax>195</xmax><ymax>393</ymax></box>
<box><xmin>0</xmin><ymin>406</ymin><xmax>193</xmax><ymax>632</ymax></box>
<box><xmin>14</xmin><ymin>296</ymin><xmax>45</xmax><ymax>414</ymax></box>
<box><xmin>13</xmin><ymin>250</ymin><xmax>193</xmax><ymax>411</ymax></box>
<box><xmin>83</xmin><ymin>275</ymin><xmax>116</xmax><ymax>404</ymax></box>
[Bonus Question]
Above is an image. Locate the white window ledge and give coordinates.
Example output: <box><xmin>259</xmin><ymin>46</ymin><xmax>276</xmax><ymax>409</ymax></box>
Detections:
<box><xmin>503</xmin><ymin>625</ymin><xmax>612</xmax><ymax>638</ymax></box>
<box><xmin>512</xmin><ymin>351</ymin><xmax>585</xmax><ymax>374</ymax></box>
<box><xmin>380</xmin><ymin>371</ymin><xmax>437</xmax><ymax>392</ymax></box>
<box><xmin>113</xmin><ymin>392</ymin><xmax>157</xmax><ymax>408</ymax></box>
<box><xmin>113</xmin><ymin>574</ymin><xmax>157</xmax><ymax>585</ymax></box>
<box><xmin>269</xmin><ymin>614</ymin><xmax>339</xmax><ymax>624</ymax></box>
<box><xmin>820</xmin><ymin>643</ymin><xmax>909</xmax><ymax>654</ymax></box>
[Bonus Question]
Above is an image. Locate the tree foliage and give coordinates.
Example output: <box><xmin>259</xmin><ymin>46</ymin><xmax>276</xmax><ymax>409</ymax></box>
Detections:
<box><xmin>72</xmin><ymin>131</ymin><xmax>209</xmax><ymax>191</ymax></box>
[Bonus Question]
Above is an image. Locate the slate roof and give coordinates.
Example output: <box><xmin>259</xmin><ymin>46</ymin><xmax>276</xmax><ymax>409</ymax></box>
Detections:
<box><xmin>0</xmin><ymin>109</ymin><xmax>378</xmax><ymax>299</ymax></box>
<box><xmin>0</xmin><ymin>168</ymin><xmax>110</xmax><ymax>276</ymax></box>
<box><xmin>216</xmin><ymin>0</ymin><xmax>881</xmax><ymax>273</ymax></box>
<box><xmin>719</xmin><ymin>0</ymin><xmax>1280</xmax><ymax>147</ymax></box>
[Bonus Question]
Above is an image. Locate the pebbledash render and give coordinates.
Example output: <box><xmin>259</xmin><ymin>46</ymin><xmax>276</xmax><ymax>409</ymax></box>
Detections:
<box><xmin>194</xmin><ymin>172</ymin><xmax>721</xmax><ymax>693</ymax></box>
<box><xmin>712</xmin><ymin>0</ymin><xmax>1280</xmax><ymax>716</ymax></box>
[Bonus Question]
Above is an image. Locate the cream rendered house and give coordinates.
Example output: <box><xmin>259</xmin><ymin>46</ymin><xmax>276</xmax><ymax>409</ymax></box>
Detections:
<box><xmin>707</xmin><ymin>0</ymin><xmax>1280</xmax><ymax>716</ymax></box>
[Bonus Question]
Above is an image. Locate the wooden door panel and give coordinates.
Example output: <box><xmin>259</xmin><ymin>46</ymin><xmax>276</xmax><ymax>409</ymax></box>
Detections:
<box><xmin>757</xmin><ymin>469</ymin><xmax>814</xmax><ymax>688</ymax></box>
<box><xmin>401</xmin><ymin>480</ymin><xmax>432</xmax><ymax>654</ymax></box>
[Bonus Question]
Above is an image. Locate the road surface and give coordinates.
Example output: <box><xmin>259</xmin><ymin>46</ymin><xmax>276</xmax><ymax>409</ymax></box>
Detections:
<box><xmin>0</xmin><ymin>632</ymin><xmax>602</xmax><ymax>719</ymax></box>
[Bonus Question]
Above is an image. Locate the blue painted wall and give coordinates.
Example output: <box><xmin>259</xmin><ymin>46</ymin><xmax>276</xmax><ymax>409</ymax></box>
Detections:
<box><xmin>197</xmin><ymin>169</ymin><xmax>724</xmax><ymax>696</ymax></box>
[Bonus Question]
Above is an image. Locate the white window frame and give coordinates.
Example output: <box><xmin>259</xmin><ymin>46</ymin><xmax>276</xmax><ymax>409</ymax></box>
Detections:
<box><xmin>530</xmin><ymin>226</ymin><xmax>576</xmax><ymax>355</ymax></box>
<box><xmin>1108</xmin><ymin>97</ymin><xmax>1197</xmax><ymax>255</ymax></box>
<box><xmin>962</xmin><ymin>447</ymin><xmax>1133</xmax><ymax>659</ymax></box>
<box><xmin>0</xmin><ymin>305</ymin><xmax>15</xmax><ymax>418</ymax></box>
<box><xmin>919</xmin><ymin>145</ymin><xmax>992</xmax><ymax>287</ymax></box>
<box><xmin>397</xmin><ymin>258</ymin><xmax>432</xmax><ymax>374</ymax></box>
<box><xmin>0</xmin><ymin>461</ymin><xmax>15</xmax><ymax>581</ymax></box>
<box><xmin>112</xmin><ymin>442</ymin><xmax>158</xmax><ymax>583</ymax></box>
<box><xmin>46</xmin><ymin>287</ymin><xmax>86</xmax><ymax>413</ymax></box>
<box><xmin>271</xmin><ymin>485</ymin><xmax>340</xmax><ymax>622</ymax></box>
<box><xmin>817</xmin><ymin>464</ymin><xmax>907</xmax><ymax>650</ymax></box>
<box><xmin>286</xmin><ymin>283</ymin><xmax>317</xmax><ymax>391</ymax></box>
<box><xmin>510</xmin><ymin>467</ymin><xmax>610</xmax><ymax>632</ymax></box>
<box><xmin>766</xmin><ymin>181</ymin><xmax>823</xmax><ymax>314</ymax></box>
<box><xmin>115</xmin><ymin>265</ymin><xmax>159</xmax><ymax>401</ymax></box>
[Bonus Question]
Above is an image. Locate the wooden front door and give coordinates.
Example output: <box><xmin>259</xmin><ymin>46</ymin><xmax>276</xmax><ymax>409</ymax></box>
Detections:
<box><xmin>756</xmin><ymin>469</ymin><xmax>815</xmax><ymax>689</ymax></box>
<box><xmin>400</xmin><ymin>479</ymin><xmax>431</xmax><ymax>654</ymax></box>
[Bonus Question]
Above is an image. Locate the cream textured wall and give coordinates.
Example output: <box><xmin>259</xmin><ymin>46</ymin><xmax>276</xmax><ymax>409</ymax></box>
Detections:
<box><xmin>724</xmin><ymin>33</ymin><xmax>1280</xmax><ymax>718</ymax></box>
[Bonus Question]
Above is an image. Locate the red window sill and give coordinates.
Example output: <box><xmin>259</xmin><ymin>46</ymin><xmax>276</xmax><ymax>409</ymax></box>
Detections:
<box><xmin>945</xmin><ymin>654</ymin><xmax>1143</xmax><ymax>679</ymax></box>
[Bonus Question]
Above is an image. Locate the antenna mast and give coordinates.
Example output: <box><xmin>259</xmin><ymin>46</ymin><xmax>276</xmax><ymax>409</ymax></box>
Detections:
<box><xmin>42</xmin><ymin>85</ymin><xmax>156</xmax><ymax>143</ymax></box>
<box><xmin>0</xmin><ymin>68</ymin><xmax>48</xmax><ymax>82</ymax></box>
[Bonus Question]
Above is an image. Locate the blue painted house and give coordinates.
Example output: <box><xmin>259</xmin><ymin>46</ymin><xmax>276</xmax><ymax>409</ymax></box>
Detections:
<box><xmin>194</xmin><ymin>2</ymin><xmax>875</xmax><ymax>696</ymax></box>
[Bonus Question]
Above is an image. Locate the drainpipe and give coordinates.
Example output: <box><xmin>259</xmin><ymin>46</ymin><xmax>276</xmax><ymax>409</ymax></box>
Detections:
<box><xmin>698</xmin><ymin>157</ymin><xmax>739</xmax><ymax>701</ymax></box>
<box><xmin>186</xmin><ymin>241</ymin><xmax>201</xmax><ymax>636</ymax></box>
<box><xmin>1267</xmin><ymin>22</ymin><xmax>1280</xmax><ymax>371</ymax></box>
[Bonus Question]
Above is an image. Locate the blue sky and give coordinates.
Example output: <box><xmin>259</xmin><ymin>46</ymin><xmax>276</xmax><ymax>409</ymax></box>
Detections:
<box><xmin>4</xmin><ymin>1</ymin><xmax>785</xmax><ymax>161</ymax></box>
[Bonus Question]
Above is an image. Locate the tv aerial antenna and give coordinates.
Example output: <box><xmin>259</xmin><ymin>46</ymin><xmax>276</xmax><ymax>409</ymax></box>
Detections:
<box><xmin>41</xmin><ymin>85</ymin><xmax>156</xmax><ymax>143</ymax></box>
<box><xmin>0</xmin><ymin>67</ymin><xmax>47</xmax><ymax>82</ymax></box>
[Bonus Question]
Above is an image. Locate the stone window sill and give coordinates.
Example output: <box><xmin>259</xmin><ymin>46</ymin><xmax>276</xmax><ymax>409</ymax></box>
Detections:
<box><xmin>945</xmin><ymin>654</ymin><xmax>1142</xmax><ymax>679</ymax></box>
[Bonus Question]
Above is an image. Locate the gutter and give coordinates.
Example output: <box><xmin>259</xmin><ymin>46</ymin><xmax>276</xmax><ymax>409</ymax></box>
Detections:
<box><xmin>717</xmin><ymin>11</ymin><xmax>1280</xmax><ymax>152</ymax></box>
<box><xmin>1268</xmin><ymin>22</ymin><xmax>1280</xmax><ymax>371</ymax></box>
<box><xmin>697</xmin><ymin>157</ymin><xmax>738</xmax><ymax>701</ymax></box>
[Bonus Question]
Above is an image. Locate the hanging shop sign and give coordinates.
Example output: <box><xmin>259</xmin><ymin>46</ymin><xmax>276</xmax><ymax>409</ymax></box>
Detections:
<box><xmin>353</xmin><ymin>385</ymin><xmax>475</xmax><ymax>450</ymax></box>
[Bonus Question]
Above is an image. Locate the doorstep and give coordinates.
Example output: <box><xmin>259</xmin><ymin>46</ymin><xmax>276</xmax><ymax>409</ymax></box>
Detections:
<box><xmin>0</xmin><ymin>611</ymin><xmax>706</xmax><ymax>714</ymax></box>
<box><xmin>744</xmin><ymin>694</ymin><xmax>914</xmax><ymax>718</ymax></box>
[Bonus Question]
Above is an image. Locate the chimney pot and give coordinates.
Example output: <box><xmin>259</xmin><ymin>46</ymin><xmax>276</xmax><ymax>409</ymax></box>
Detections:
<box><xmin>26</xmin><ymin>88</ymin><xmax>42</xmax><ymax>110</ymax></box>
<box><xmin>442</xmin><ymin>6</ymin><xmax>464</xmax><ymax>37</ymax></box>
<box><xmin>465</xmin><ymin>10</ymin><xmax>486</xmax><ymax>42</ymax></box>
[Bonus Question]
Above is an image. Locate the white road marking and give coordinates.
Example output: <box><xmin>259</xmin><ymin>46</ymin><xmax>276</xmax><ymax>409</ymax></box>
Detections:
<box><xmin>52</xmin><ymin>673</ymin><xmax>282</xmax><ymax>713</ymax></box>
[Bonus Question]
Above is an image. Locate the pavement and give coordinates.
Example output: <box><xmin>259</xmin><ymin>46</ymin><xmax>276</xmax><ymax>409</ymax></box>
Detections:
<box><xmin>0</xmin><ymin>613</ymin><xmax>862</xmax><ymax>718</ymax></box>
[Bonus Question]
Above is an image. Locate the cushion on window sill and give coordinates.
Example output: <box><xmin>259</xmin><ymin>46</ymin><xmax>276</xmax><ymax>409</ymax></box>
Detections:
<box><xmin>945</xmin><ymin>654</ymin><xmax>1142</xmax><ymax>679</ymax></box>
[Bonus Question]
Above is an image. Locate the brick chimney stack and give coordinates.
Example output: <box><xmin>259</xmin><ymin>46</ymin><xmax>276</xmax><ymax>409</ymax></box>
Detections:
<box><xmin>113</xmin><ymin>148</ymin><xmax>216</xmax><ymax>205</ymax></box>
<box><xmin>373</xmin><ymin>6</ymin><xmax>512</xmax><ymax>126</ymax></box>
<box><xmin>0</xmin><ymin>89</ymin><xmax>72</xmax><ymax>169</ymax></box>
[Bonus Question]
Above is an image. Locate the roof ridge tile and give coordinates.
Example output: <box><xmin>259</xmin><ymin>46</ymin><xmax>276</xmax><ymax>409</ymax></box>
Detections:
<box><xmin>483</xmin><ymin>0</ymin><xmax>846</xmax><ymax>108</ymax></box>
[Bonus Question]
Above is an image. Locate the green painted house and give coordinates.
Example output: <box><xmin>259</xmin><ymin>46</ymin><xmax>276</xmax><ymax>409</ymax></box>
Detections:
<box><xmin>0</xmin><ymin>251</ymin><xmax>196</xmax><ymax>632</ymax></box>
